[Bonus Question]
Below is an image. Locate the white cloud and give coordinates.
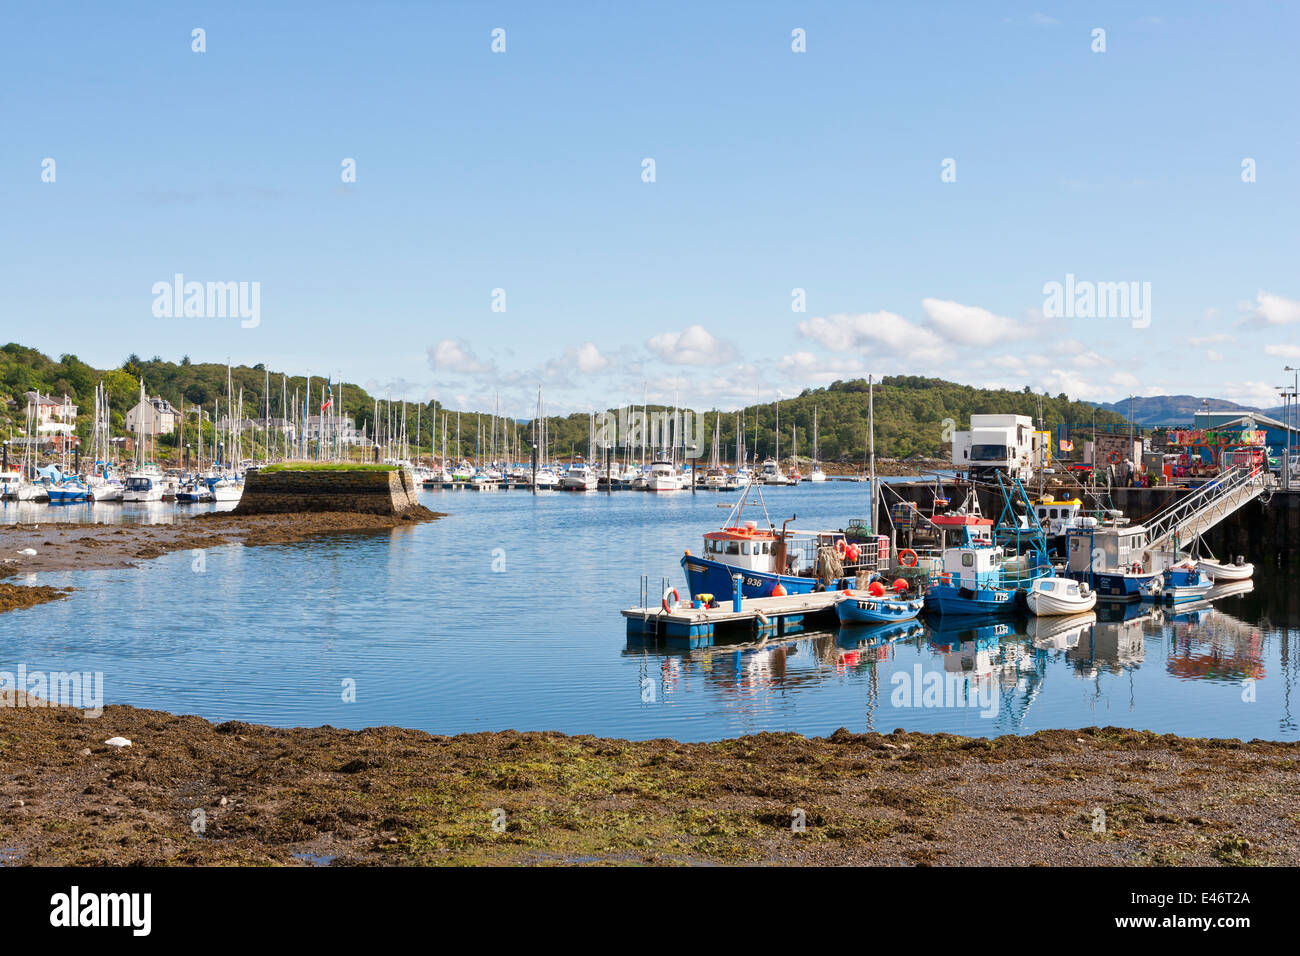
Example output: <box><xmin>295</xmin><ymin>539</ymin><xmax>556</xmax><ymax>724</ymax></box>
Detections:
<box><xmin>799</xmin><ymin>311</ymin><xmax>952</xmax><ymax>363</ymax></box>
<box><xmin>646</xmin><ymin>325</ymin><xmax>735</xmax><ymax>366</ymax></box>
<box><xmin>566</xmin><ymin>342</ymin><xmax>611</xmax><ymax>374</ymax></box>
<box><xmin>1265</xmin><ymin>343</ymin><xmax>1300</xmax><ymax>360</ymax></box>
<box><xmin>921</xmin><ymin>298</ymin><xmax>1025</xmax><ymax>346</ymax></box>
<box><xmin>1189</xmin><ymin>333</ymin><xmax>1232</xmax><ymax>347</ymax></box>
<box><xmin>1029</xmin><ymin>12</ymin><xmax>1059</xmax><ymax>26</ymax></box>
<box><xmin>428</xmin><ymin>339</ymin><xmax>494</xmax><ymax>375</ymax></box>
<box><xmin>1245</xmin><ymin>291</ymin><xmax>1300</xmax><ymax>326</ymax></box>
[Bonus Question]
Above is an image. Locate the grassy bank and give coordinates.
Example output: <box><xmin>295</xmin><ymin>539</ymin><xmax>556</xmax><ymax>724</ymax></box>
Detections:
<box><xmin>1</xmin><ymin>694</ymin><xmax>1295</xmax><ymax>866</ymax></box>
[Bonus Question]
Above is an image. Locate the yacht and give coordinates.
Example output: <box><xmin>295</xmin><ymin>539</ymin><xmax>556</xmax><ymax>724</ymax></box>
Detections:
<box><xmin>122</xmin><ymin>467</ymin><xmax>166</xmax><ymax>502</ymax></box>
<box><xmin>645</xmin><ymin>460</ymin><xmax>683</xmax><ymax>491</ymax></box>
<box><xmin>758</xmin><ymin>457</ymin><xmax>788</xmax><ymax>485</ymax></box>
<box><xmin>559</xmin><ymin>463</ymin><xmax>598</xmax><ymax>491</ymax></box>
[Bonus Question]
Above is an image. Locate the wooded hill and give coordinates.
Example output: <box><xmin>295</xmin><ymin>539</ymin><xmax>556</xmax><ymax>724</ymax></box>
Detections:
<box><xmin>0</xmin><ymin>345</ymin><xmax>1125</xmax><ymax>461</ymax></box>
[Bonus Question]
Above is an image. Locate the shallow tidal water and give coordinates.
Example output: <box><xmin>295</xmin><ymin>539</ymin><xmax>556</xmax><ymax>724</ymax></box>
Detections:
<box><xmin>2</xmin><ymin>484</ymin><xmax>1297</xmax><ymax>742</ymax></box>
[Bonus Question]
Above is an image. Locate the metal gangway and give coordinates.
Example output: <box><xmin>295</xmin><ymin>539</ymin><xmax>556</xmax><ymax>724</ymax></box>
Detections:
<box><xmin>1141</xmin><ymin>466</ymin><xmax>1274</xmax><ymax>553</ymax></box>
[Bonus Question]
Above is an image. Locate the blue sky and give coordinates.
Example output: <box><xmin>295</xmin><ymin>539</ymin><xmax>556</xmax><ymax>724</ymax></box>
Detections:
<box><xmin>3</xmin><ymin>1</ymin><xmax>1298</xmax><ymax>417</ymax></box>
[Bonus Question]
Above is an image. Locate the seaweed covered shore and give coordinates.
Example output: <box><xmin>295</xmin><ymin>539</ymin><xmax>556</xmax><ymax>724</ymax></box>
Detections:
<box><xmin>1</xmin><ymin>693</ymin><xmax>1295</xmax><ymax>866</ymax></box>
<box><xmin>0</xmin><ymin>508</ymin><xmax>443</xmax><ymax>612</ymax></box>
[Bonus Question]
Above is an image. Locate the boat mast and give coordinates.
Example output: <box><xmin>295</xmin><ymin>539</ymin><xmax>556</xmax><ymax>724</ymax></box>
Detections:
<box><xmin>869</xmin><ymin>374</ymin><xmax>877</xmax><ymax>533</ymax></box>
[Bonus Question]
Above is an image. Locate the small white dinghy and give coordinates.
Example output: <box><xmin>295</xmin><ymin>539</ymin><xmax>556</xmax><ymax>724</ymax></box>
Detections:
<box><xmin>1197</xmin><ymin>555</ymin><xmax>1254</xmax><ymax>583</ymax></box>
<box><xmin>1026</xmin><ymin>577</ymin><xmax>1096</xmax><ymax>617</ymax></box>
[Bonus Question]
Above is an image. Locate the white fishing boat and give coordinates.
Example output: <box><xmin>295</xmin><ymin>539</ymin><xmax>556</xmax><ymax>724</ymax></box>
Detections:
<box><xmin>1026</xmin><ymin>577</ymin><xmax>1097</xmax><ymax>616</ymax></box>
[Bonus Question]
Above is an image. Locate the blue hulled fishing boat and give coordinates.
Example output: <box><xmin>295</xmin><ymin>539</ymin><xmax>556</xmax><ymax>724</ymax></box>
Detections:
<box><xmin>923</xmin><ymin>475</ymin><xmax>1053</xmax><ymax>616</ymax></box>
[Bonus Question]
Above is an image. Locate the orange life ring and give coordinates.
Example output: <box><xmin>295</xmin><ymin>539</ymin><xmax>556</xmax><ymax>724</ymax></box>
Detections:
<box><xmin>835</xmin><ymin>539</ymin><xmax>847</xmax><ymax>558</ymax></box>
<box><xmin>662</xmin><ymin>587</ymin><xmax>680</xmax><ymax>613</ymax></box>
<box><xmin>898</xmin><ymin>549</ymin><xmax>919</xmax><ymax>568</ymax></box>
<box><xmin>1108</xmin><ymin>452</ymin><xmax>1122</xmax><ymax>464</ymax></box>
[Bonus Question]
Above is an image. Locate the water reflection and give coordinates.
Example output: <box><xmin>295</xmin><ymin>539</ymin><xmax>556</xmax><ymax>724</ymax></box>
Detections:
<box><xmin>2</xmin><ymin>483</ymin><xmax>1298</xmax><ymax>741</ymax></box>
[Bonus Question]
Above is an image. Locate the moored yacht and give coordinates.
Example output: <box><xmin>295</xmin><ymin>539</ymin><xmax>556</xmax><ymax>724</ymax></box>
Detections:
<box><xmin>559</xmin><ymin>463</ymin><xmax>598</xmax><ymax>490</ymax></box>
<box><xmin>645</xmin><ymin>460</ymin><xmax>683</xmax><ymax>491</ymax></box>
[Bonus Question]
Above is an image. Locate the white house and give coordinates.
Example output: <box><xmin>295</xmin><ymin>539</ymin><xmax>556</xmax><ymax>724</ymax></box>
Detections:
<box><xmin>125</xmin><ymin>396</ymin><xmax>179</xmax><ymax>436</ymax></box>
<box><xmin>25</xmin><ymin>391</ymin><xmax>78</xmax><ymax>424</ymax></box>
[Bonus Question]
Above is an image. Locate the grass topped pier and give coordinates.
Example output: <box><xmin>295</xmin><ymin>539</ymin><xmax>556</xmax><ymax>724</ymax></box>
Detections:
<box><xmin>234</xmin><ymin>462</ymin><xmax>426</xmax><ymax>516</ymax></box>
<box><xmin>258</xmin><ymin>462</ymin><xmax>400</xmax><ymax>474</ymax></box>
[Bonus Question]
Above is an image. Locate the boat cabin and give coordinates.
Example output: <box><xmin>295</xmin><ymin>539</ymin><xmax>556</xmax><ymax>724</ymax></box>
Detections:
<box><xmin>700</xmin><ymin>523</ymin><xmax>780</xmax><ymax>573</ymax></box>
<box><xmin>1033</xmin><ymin>496</ymin><xmax>1088</xmax><ymax>535</ymax></box>
<box><xmin>941</xmin><ymin>541</ymin><xmax>1006</xmax><ymax>589</ymax></box>
<box><xmin>1066</xmin><ymin>523</ymin><xmax>1148</xmax><ymax>575</ymax></box>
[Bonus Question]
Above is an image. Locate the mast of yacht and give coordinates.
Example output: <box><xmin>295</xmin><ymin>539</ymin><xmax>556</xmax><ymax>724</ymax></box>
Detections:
<box><xmin>813</xmin><ymin>406</ymin><xmax>819</xmax><ymax>472</ymax></box>
<box><xmin>869</xmin><ymin>374</ymin><xmax>877</xmax><ymax>533</ymax></box>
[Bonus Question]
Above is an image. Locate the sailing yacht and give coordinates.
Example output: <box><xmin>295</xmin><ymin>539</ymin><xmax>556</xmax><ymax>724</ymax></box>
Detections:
<box><xmin>809</xmin><ymin>407</ymin><xmax>828</xmax><ymax>482</ymax></box>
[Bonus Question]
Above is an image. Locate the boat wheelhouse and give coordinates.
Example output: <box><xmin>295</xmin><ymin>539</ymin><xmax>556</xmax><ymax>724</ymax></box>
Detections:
<box><xmin>1065</xmin><ymin>522</ymin><xmax>1157</xmax><ymax>601</ymax></box>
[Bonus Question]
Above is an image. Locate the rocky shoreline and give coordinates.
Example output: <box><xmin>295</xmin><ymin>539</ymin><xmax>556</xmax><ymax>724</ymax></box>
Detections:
<box><xmin>0</xmin><ymin>693</ymin><xmax>1294</xmax><ymax>866</ymax></box>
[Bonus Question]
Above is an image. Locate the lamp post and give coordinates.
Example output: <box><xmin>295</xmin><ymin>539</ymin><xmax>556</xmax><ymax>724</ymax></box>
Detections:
<box><xmin>1285</xmin><ymin>367</ymin><xmax>1299</xmax><ymax>490</ymax></box>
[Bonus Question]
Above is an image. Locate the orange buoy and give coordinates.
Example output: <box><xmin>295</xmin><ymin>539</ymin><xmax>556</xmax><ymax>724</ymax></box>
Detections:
<box><xmin>772</xmin><ymin>583</ymin><xmax>788</xmax><ymax>597</ymax></box>
<box><xmin>892</xmin><ymin>578</ymin><xmax>909</xmax><ymax>592</ymax></box>
<box><xmin>867</xmin><ymin>581</ymin><xmax>885</xmax><ymax>597</ymax></box>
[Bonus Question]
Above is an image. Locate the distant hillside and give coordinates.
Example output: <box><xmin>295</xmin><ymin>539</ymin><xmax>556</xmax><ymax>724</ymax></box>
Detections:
<box><xmin>1092</xmin><ymin>395</ymin><xmax>1292</xmax><ymax>426</ymax></box>
<box><xmin>0</xmin><ymin>344</ymin><xmax>1126</xmax><ymax>461</ymax></box>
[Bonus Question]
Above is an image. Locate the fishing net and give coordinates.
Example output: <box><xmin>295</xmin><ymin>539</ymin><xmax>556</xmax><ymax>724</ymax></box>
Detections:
<box><xmin>815</xmin><ymin>546</ymin><xmax>843</xmax><ymax>585</ymax></box>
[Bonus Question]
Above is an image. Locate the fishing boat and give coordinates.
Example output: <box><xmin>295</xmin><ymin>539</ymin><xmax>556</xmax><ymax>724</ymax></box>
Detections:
<box><xmin>835</xmin><ymin>583</ymin><xmax>924</xmax><ymax>624</ymax></box>
<box><xmin>1026</xmin><ymin>577</ymin><xmax>1097</xmax><ymax>616</ymax></box>
<box><xmin>680</xmin><ymin>490</ymin><xmax>887</xmax><ymax>601</ymax></box>
<box><xmin>1065</xmin><ymin>520</ymin><xmax>1158</xmax><ymax>601</ymax></box>
<box><xmin>923</xmin><ymin>485</ymin><xmax>1054</xmax><ymax>617</ymax></box>
<box><xmin>559</xmin><ymin>463</ymin><xmax>598</xmax><ymax>491</ymax></box>
<box><xmin>1143</xmin><ymin>561</ymin><xmax>1213</xmax><ymax>604</ymax></box>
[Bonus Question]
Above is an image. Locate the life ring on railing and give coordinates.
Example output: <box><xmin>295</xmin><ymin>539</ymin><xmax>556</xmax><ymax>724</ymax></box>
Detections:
<box><xmin>898</xmin><ymin>549</ymin><xmax>919</xmax><ymax>568</ymax></box>
<box><xmin>835</xmin><ymin>539</ymin><xmax>847</xmax><ymax>558</ymax></box>
<box><xmin>1108</xmin><ymin>452</ymin><xmax>1122</xmax><ymax>464</ymax></box>
<box><xmin>662</xmin><ymin>587</ymin><xmax>680</xmax><ymax>613</ymax></box>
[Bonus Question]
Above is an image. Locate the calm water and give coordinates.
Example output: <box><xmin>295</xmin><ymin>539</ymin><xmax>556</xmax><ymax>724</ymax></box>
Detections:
<box><xmin>2</xmin><ymin>484</ymin><xmax>1297</xmax><ymax>741</ymax></box>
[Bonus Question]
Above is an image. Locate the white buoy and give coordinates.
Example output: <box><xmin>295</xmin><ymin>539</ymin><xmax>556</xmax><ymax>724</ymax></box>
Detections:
<box><xmin>103</xmin><ymin>737</ymin><xmax>132</xmax><ymax>748</ymax></box>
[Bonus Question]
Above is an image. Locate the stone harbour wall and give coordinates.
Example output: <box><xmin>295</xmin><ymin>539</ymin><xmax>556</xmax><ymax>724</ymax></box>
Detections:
<box><xmin>231</xmin><ymin>468</ymin><xmax>421</xmax><ymax>516</ymax></box>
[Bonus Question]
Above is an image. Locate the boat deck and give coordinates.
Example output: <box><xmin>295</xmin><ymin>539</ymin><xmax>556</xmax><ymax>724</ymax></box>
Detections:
<box><xmin>623</xmin><ymin>591</ymin><xmax>842</xmax><ymax>646</ymax></box>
